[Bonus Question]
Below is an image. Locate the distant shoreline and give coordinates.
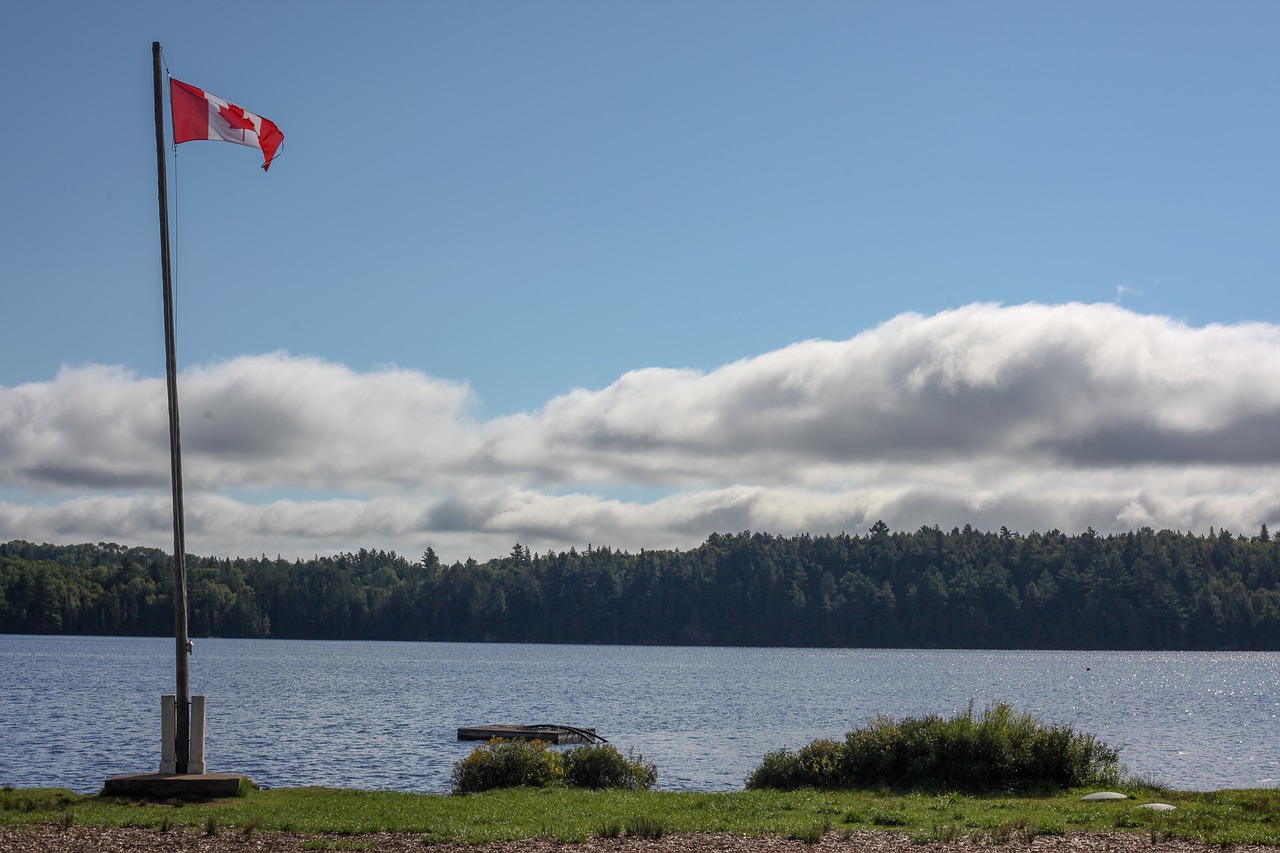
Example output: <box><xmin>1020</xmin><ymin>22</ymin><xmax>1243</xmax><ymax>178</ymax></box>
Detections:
<box><xmin>6</xmin><ymin>527</ymin><xmax>1280</xmax><ymax>651</ymax></box>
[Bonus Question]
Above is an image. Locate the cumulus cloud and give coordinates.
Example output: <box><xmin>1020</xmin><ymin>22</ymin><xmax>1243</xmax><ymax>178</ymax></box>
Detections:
<box><xmin>3</xmin><ymin>303</ymin><xmax>1280</xmax><ymax>561</ymax></box>
<box><xmin>486</xmin><ymin>303</ymin><xmax>1280</xmax><ymax>480</ymax></box>
<box><xmin>0</xmin><ymin>354</ymin><xmax>480</xmax><ymax>494</ymax></box>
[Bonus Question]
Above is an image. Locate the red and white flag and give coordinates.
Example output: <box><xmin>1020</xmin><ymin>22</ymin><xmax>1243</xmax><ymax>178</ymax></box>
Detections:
<box><xmin>170</xmin><ymin>77</ymin><xmax>284</xmax><ymax>171</ymax></box>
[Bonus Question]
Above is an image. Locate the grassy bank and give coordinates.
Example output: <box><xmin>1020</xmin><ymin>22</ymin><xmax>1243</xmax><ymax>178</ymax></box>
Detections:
<box><xmin>4</xmin><ymin>785</ymin><xmax>1280</xmax><ymax>846</ymax></box>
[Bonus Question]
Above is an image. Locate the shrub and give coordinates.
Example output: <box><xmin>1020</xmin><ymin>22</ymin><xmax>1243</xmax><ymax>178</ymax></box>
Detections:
<box><xmin>451</xmin><ymin>739</ymin><xmax>659</xmax><ymax>793</ymax></box>
<box><xmin>744</xmin><ymin>739</ymin><xmax>844</xmax><ymax>791</ymax></box>
<box><xmin>744</xmin><ymin>749</ymin><xmax>804</xmax><ymax>791</ymax></box>
<box><xmin>451</xmin><ymin>739</ymin><xmax>563</xmax><ymax>793</ymax></box>
<box><xmin>561</xmin><ymin>744</ymin><xmax>658</xmax><ymax>790</ymax></box>
<box><xmin>796</xmin><ymin>739</ymin><xmax>844</xmax><ymax>787</ymax></box>
<box><xmin>745</xmin><ymin>701</ymin><xmax>1120</xmax><ymax>793</ymax></box>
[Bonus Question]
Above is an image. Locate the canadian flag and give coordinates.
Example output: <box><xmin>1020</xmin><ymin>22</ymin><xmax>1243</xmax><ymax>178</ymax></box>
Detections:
<box><xmin>170</xmin><ymin>77</ymin><xmax>284</xmax><ymax>171</ymax></box>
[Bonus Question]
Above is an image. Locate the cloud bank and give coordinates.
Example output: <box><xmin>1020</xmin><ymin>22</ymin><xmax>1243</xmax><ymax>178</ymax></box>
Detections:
<box><xmin>4</xmin><ymin>303</ymin><xmax>1279</xmax><ymax>561</ymax></box>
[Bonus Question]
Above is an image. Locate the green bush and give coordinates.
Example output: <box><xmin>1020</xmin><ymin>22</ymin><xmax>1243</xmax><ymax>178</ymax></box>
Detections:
<box><xmin>745</xmin><ymin>701</ymin><xmax>1120</xmax><ymax>793</ymax></box>
<box><xmin>745</xmin><ymin>749</ymin><xmax>804</xmax><ymax>791</ymax></box>
<box><xmin>451</xmin><ymin>739</ymin><xmax>564</xmax><ymax>793</ymax></box>
<box><xmin>561</xmin><ymin>744</ymin><xmax>658</xmax><ymax>790</ymax></box>
<box><xmin>451</xmin><ymin>740</ymin><xmax>659</xmax><ymax>793</ymax></box>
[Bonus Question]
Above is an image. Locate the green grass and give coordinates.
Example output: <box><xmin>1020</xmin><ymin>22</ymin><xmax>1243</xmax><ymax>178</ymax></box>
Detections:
<box><xmin>3</xmin><ymin>784</ymin><xmax>1280</xmax><ymax>846</ymax></box>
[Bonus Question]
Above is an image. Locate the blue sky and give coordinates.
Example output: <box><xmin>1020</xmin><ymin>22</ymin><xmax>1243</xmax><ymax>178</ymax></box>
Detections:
<box><xmin>4</xmin><ymin>1</ymin><xmax>1280</xmax><ymax>561</ymax></box>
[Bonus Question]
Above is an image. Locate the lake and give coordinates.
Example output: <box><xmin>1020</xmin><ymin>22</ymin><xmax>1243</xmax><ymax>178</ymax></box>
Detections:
<box><xmin>1</xmin><ymin>635</ymin><xmax>1277</xmax><ymax>793</ymax></box>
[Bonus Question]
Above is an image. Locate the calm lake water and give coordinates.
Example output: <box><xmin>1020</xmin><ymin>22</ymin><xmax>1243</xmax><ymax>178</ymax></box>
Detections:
<box><xmin>1</xmin><ymin>635</ymin><xmax>1277</xmax><ymax>793</ymax></box>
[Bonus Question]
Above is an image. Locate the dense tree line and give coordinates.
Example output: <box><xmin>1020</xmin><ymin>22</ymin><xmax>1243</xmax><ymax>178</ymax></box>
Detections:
<box><xmin>3</xmin><ymin>523</ymin><xmax>1280</xmax><ymax>649</ymax></box>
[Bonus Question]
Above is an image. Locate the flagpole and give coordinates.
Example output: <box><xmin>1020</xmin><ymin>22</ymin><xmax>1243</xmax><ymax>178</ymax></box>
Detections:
<box><xmin>152</xmin><ymin>40</ymin><xmax>192</xmax><ymax>776</ymax></box>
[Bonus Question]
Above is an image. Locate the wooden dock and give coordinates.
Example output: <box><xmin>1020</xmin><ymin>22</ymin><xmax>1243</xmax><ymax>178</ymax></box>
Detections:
<box><xmin>457</xmin><ymin>724</ymin><xmax>605</xmax><ymax>744</ymax></box>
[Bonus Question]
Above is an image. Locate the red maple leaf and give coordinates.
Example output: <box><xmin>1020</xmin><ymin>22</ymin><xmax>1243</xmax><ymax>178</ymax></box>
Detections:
<box><xmin>217</xmin><ymin>101</ymin><xmax>256</xmax><ymax>132</ymax></box>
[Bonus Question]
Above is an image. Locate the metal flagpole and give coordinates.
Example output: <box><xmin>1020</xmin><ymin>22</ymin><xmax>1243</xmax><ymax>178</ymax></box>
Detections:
<box><xmin>151</xmin><ymin>40</ymin><xmax>192</xmax><ymax>775</ymax></box>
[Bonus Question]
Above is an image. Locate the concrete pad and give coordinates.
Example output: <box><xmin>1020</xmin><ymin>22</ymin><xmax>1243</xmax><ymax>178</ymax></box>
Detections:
<box><xmin>102</xmin><ymin>772</ymin><xmax>253</xmax><ymax>799</ymax></box>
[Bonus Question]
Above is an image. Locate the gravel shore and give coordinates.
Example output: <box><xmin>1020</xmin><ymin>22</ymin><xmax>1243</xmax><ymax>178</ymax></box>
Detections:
<box><xmin>0</xmin><ymin>827</ymin><xmax>1273</xmax><ymax>853</ymax></box>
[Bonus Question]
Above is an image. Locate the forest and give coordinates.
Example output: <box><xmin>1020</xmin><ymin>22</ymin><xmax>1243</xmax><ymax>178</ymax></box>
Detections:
<box><xmin>2</xmin><ymin>523</ymin><xmax>1280</xmax><ymax>650</ymax></box>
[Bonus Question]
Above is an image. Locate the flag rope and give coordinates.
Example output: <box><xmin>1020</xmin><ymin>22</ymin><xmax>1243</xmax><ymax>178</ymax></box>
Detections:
<box><xmin>171</xmin><ymin>137</ymin><xmax>180</xmax><ymax>315</ymax></box>
<box><xmin>164</xmin><ymin>63</ymin><xmax>181</xmax><ymax>330</ymax></box>
<box><xmin>155</xmin><ymin>45</ymin><xmax>180</xmax><ymax>320</ymax></box>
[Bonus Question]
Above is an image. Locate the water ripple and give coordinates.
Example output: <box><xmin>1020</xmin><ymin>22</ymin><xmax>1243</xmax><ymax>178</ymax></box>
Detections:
<box><xmin>1</xmin><ymin>637</ymin><xmax>1277</xmax><ymax>793</ymax></box>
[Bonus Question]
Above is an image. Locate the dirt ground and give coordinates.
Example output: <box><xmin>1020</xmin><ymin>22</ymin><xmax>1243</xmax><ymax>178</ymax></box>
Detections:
<box><xmin>0</xmin><ymin>827</ymin><xmax>1274</xmax><ymax>853</ymax></box>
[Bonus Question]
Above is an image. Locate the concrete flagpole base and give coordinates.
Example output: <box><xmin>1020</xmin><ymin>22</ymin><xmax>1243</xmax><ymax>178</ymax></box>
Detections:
<box><xmin>103</xmin><ymin>694</ymin><xmax>254</xmax><ymax>799</ymax></box>
<box><xmin>102</xmin><ymin>771</ymin><xmax>253</xmax><ymax>798</ymax></box>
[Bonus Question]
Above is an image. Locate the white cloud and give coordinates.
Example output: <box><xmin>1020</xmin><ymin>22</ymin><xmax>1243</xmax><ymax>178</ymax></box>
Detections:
<box><xmin>3</xmin><ymin>303</ymin><xmax>1280</xmax><ymax>561</ymax></box>
<box><xmin>0</xmin><ymin>353</ymin><xmax>480</xmax><ymax>494</ymax></box>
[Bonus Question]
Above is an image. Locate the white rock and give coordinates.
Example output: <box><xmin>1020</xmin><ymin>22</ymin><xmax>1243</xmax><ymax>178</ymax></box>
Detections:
<box><xmin>1081</xmin><ymin>791</ymin><xmax>1128</xmax><ymax>801</ymax></box>
<box><xmin>1139</xmin><ymin>803</ymin><xmax>1176</xmax><ymax>811</ymax></box>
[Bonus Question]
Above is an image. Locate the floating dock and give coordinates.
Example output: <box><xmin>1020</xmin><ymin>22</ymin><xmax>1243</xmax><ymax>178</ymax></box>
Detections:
<box><xmin>457</xmin><ymin>724</ymin><xmax>605</xmax><ymax>744</ymax></box>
